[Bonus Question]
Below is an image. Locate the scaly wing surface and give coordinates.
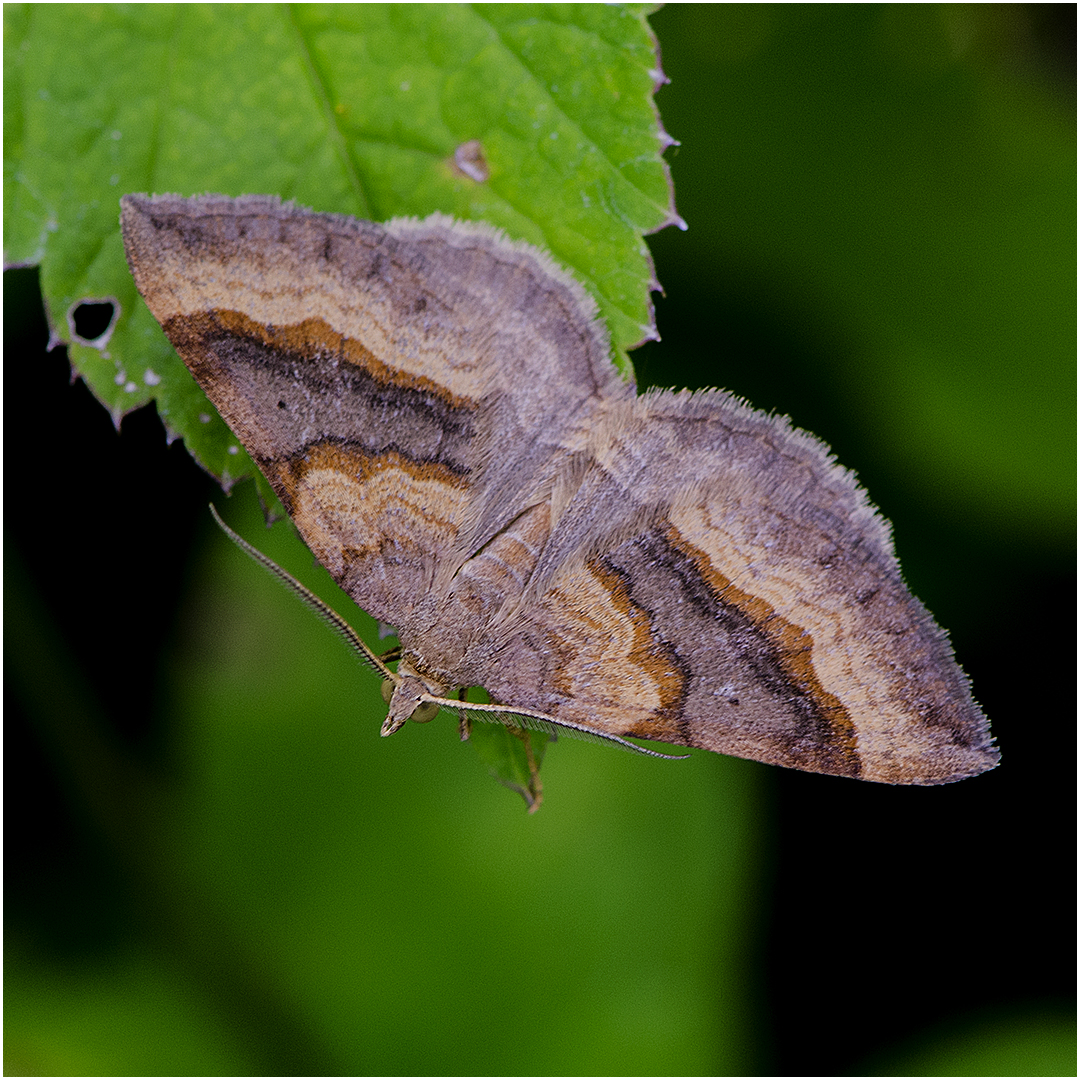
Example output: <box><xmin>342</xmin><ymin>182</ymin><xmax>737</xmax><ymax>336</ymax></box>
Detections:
<box><xmin>121</xmin><ymin>194</ymin><xmax>629</xmax><ymax>633</ymax></box>
<box><xmin>480</xmin><ymin>389</ymin><xmax>998</xmax><ymax>784</ymax></box>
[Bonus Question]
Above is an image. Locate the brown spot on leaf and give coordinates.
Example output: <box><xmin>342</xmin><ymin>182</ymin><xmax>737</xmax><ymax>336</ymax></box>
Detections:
<box><xmin>451</xmin><ymin>140</ymin><xmax>490</xmax><ymax>183</ymax></box>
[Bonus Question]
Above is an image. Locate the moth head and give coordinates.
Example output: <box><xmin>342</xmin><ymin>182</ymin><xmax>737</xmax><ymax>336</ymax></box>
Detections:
<box><xmin>380</xmin><ymin>672</ymin><xmax>442</xmax><ymax>736</ymax></box>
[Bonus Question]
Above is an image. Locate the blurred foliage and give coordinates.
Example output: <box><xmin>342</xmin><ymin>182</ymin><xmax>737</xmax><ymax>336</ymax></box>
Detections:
<box><xmin>5</xmin><ymin>4</ymin><xmax>1075</xmax><ymax>1076</ymax></box>
<box><xmin>859</xmin><ymin>1006</ymin><xmax>1077</xmax><ymax>1076</ymax></box>
<box><xmin>6</xmin><ymin>484</ymin><xmax>761</xmax><ymax>1074</ymax></box>
<box><xmin>639</xmin><ymin>4</ymin><xmax>1073</xmax><ymax>556</ymax></box>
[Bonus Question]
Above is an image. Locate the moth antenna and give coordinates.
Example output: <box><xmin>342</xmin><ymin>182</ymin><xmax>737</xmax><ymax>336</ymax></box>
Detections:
<box><xmin>209</xmin><ymin>504</ymin><xmax>394</xmax><ymax>681</ymax></box>
<box><xmin>419</xmin><ymin>693</ymin><xmax>690</xmax><ymax>760</ymax></box>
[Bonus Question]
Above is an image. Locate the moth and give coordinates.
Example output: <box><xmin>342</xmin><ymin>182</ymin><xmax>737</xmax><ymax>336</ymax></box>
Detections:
<box><xmin>121</xmin><ymin>193</ymin><xmax>998</xmax><ymax>787</ymax></box>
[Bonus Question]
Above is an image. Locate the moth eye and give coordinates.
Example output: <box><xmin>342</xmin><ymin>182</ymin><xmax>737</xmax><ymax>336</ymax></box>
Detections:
<box><xmin>380</xmin><ymin>679</ymin><xmax>395</xmax><ymax>705</ymax></box>
<box><xmin>412</xmin><ymin>700</ymin><xmax>440</xmax><ymax>724</ymax></box>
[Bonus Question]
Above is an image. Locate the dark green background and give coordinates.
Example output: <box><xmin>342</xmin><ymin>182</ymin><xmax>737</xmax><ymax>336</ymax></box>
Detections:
<box><xmin>6</xmin><ymin>5</ymin><xmax>1074</xmax><ymax>1075</ymax></box>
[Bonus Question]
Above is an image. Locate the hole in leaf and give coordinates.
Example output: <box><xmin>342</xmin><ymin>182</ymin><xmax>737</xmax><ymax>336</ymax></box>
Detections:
<box><xmin>67</xmin><ymin>297</ymin><xmax>119</xmax><ymax>349</ymax></box>
<box><xmin>72</xmin><ymin>301</ymin><xmax>116</xmax><ymax>341</ymax></box>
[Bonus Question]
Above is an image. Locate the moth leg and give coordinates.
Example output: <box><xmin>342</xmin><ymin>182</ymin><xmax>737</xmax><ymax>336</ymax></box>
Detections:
<box><xmin>508</xmin><ymin>724</ymin><xmax>543</xmax><ymax>813</ymax></box>
<box><xmin>377</xmin><ymin>645</ymin><xmax>402</xmax><ymax>665</ymax></box>
<box><xmin>457</xmin><ymin>687</ymin><xmax>472</xmax><ymax>742</ymax></box>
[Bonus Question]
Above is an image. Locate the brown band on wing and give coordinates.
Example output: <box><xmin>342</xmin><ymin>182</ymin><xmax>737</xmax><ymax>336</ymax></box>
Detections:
<box><xmin>660</xmin><ymin>523</ymin><xmax>859</xmax><ymax>775</ymax></box>
<box><xmin>284</xmin><ymin>430</ymin><xmax>467</xmax><ymax>478</ymax></box>
<box><xmin>160</xmin><ymin>308</ymin><xmax>479</xmax><ymax>474</ymax></box>
<box><xmin>266</xmin><ymin>441</ymin><xmax>470</xmax><ymax>592</ymax></box>
<box><xmin>587</xmin><ymin>524</ymin><xmax>859</xmax><ymax>776</ymax></box>
<box><xmin>587</xmin><ymin>559</ymin><xmax>688</xmax><ymax>733</ymax></box>
<box><xmin>533</xmin><ymin>557</ymin><xmax>687</xmax><ymax>738</ymax></box>
<box><xmin>196</xmin><ymin>308</ymin><xmax>478</xmax><ymax>408</ymax></box>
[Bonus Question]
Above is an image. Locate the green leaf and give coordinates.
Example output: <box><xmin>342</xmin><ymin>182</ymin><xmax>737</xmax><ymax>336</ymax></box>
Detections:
<box><xmin>4</xmin><ymin>2</ymin><xmax>678</xmax><ymax>487</ymax></box>
<box><xmin>457</xmin><ymin>689</ymin><xmax>551</xmax><ymax>812</ymax></box>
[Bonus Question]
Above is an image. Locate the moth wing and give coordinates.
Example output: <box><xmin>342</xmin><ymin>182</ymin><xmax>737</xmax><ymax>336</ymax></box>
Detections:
<box><xmin>120</xmin><ymin>194</ymin><xmax>629</xmax><ymax>631</ymax></box>
<box><xmin>480</xmin><ymin>388</ymin><xmax>998</xmax><ymax>784</ymax></box>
